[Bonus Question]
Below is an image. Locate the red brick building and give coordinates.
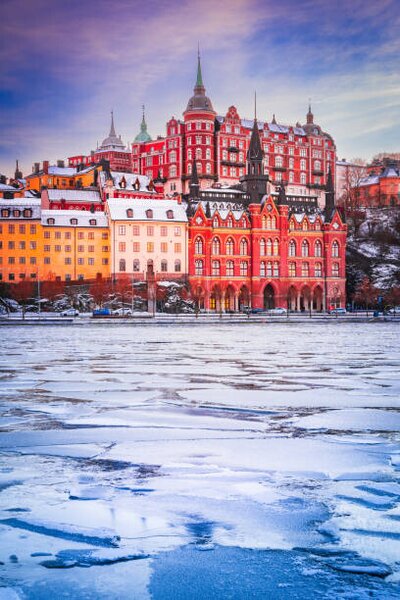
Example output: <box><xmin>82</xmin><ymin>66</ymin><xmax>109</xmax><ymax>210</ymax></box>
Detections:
<box><xmin>187</xmin><ymin>119</ymin><xmax>346</xmax><ymax>312</ymax></box>
<box><xmin>356</xmin><ymin>163</ymin><xmax>400</xmax><ymax>207</ymax></box>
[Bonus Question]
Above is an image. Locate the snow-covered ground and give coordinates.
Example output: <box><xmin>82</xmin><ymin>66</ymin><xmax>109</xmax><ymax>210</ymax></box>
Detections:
<box><xmin>0</xmin><ymin>323</ymin><xmax>399</xmax><ymax>599</ymax></box>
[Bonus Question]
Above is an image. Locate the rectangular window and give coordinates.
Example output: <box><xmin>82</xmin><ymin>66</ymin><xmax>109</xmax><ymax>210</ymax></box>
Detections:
<box><xmin>44</xmin><ymin>231</ymin><xmax>50</xmax><ymax>239</ymax></box>
<box><xmin>78</xmin><ymin>258</ymin><xmax>84</xmax><ymax>265</ymax></box>
<box><xmin>65</xmin><ymin>245</ymin><xmax>71</xmax><ymax>252</ymax></box>
<box><xmin>78</xmin><ymin>232</ymin><xmax>84</xmax><ymax>239</ymax></box>
<box><xmin>65</xmin><ymin>257</ymin><xmax>72</xmax><ymax>265</ymax></box>
<box><xmin>8</xmin><ymin>257</ymin><xmax>15</xmax><ymax>264</ymax></box>
<box><xmin>174</xmin><ymin>227</ymin><xmax>181</xmax><ymax>236</ymax></box>
<box><xmin>8</xmin><ymin>241</ymin><xmax>15</xmax><ymax>250</ymax></box>
<box><xmin>160</xmin><ymin>226</ymin><xmax>168</xmax><ymax>236</ymax></box>
<box><xmin>118</xmin><ymin>225</ymin><xmax>126</xmax><ymax>235</ymax></box>
<box><xmin>88</xmin><ymin>258</ymin><xmax>95</xmax><ymax>265</ymax></box>
<box><xmin>55</xmin><ymin>231</ymin><xmax>61</xmax><ymax>239</ymax></box>
<box><xmin>88</xmin><ymin>245</ymin><xmax>94</xmax><ymax>252</ymax></box>
<box><xmin>133</xmin><ymin>242</ymin><xmax>140</xmax><ymax>252</ymax></box>
<box><xmin>65</xmin><ymin>231</ymin><xmax>71</xmax><ymax>239</ymax></box>
<box><xmin>44</xmin><ymin>257</ymin><xmax>50</xmax><ymax>264</ymax></box>
<box><xmin>44</xmin><ymin>245</ymin><xmax>50</xmax><ymax>252</ymax></box>
<box><xmin>102</xmin><ymin>258</ymin><xmax>109</xmax><ymax>265</ymax></box>
<box><xmin>30</xmin><ymin>225</ymin><xmax>36</xmax><ymax>234</ymax></box>
<box><xmin>102</xmin><ymin>246</ymin><xmax>109</xmax><ymax>252</ymax></box>
<box><xmin>78</xmin><ymin>245</ymin><xmax>84</xmax><ymax>252</ymax></box>
<box><xmin>174</xmin><ymin>243</ymin><xmax>181</xmax><ymax>253</ymax></box>
<box><xmin>55</xmin><ymin>245</ymin><xmax>61</xmax><ymax>252</ymax></box>
<box><xmin>19</xmin><ymin>257</ymin><xmax>26</xmax><ymax>264</ymax></box>
<box><xmin>132</xmin><ymin>226</ymin><xmax>140</xmax><ymax>236</ymax></box>
<box><xmin>19</xmin><ymin>241</ymin><xmax>25</xmax><ymax>249</ymax></box>
<box><xmin>88</xmin><ymin>232</ymin><xmax>94</xmax><ymax>240</ymax></box>
<box><xmin>147</xmin><ymin>242</ymin><xmax>154</xmax><ymax>252</ymax></box>
<box><xmin>8</xmin><ymin>225</ymin><xmax>15</xmax><ymax>234</ymax></box>
<box><xmin>30</xmin><ymin>241</ymin><xmax>37</xmax><ymax>250</ymax></box>
<box><xmin>147</xmin><ymin>226</ymin><xmax>154</xmax><ymax>236</ymax></box>
<box><xmin>19</xmin><ymin>225</ymin><xmax>26</xmax><ymax>234</ymax></box>
<box><xmin>160</xmin><ymin>242</ymin><xmax>168</xmax><ymax>253</ymax></box>
<box><xmin>102</xmin><ymin>232</ymin><xmax>108</xmax><ymax>240</ymax></box>
<box><xmin>118</xmin><ymin>242</ymin><xmax>126</xmax><ymax>252</ymax></box>
<box><xmin>30</xmin><ymin>257</ymin><xmax>36</xmax><ymax>264</ymax></box>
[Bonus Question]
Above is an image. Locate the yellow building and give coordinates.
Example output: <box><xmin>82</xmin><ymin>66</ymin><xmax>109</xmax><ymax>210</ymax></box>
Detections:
<box><xmin>40</xmin><ymin>210</ymin><xmax>110</xmax><ymax>282</ymax></box>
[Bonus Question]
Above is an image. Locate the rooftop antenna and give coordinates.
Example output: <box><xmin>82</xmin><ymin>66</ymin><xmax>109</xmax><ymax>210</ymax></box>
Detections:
<box><xmin>254</xmin><ymin>90</ymin><xmax>257</xmax><ymax>121</ymax></box>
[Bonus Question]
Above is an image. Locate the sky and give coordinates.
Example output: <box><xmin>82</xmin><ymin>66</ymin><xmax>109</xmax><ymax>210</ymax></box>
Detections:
<box><xmin>0</xmin><ymin>0</ymin><xmax>399</xmax><ymax>177</ymax></box>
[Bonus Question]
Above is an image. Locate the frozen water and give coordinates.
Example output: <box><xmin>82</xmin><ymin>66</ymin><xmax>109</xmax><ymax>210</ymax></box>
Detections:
<box><xmin>0</xmin><ymin>322</ymin><xmax>399</xmax><ymax>598</ymax></box>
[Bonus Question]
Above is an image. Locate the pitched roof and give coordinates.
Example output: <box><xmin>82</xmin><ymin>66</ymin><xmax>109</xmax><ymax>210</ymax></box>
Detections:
<box><xmin>107</xmin><ymin>198</ymin><xmax>188</xmax><ymax>222</ymax></box>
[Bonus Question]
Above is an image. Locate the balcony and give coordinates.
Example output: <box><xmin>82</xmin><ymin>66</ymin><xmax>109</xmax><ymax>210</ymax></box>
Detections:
<box><xmin>228</xmin><ymin>146</ymin><xmax>239</xmax><ymax>153</ymax></box>
<box><xmin>273</xmin><ymin>166</ymin><xmax>287</xmax><ymax>172</ymax></box>
<box><xmin>221</xmin><ymin>160</ymin><xmax>245</xmax><ymax>168</ymax></box>
<box><xmin>312</xmin><ymin>169</ymin><xmax>324</xmax><ymax>176</ymax></box>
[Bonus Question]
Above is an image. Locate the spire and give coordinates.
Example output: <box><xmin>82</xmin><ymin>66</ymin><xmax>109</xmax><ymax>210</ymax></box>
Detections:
<box><xmin>189</xmin><ymin>159</ymin><xmax>200</xmax><ymax>200</ymax></box>
<box><xmin>14</xmin><ymin>159</ymin><xmax>22</xmax><ymax>180</ymax></box>
<box><xmin>324</xmin><ymin>164</ymin><xmax>335</xmax><ymax>221</ymax></box>
<box><xmin>109</xmin><ymin>110</ymin><xmax>116</xmax><ymax>137</ymax></box>
<box><xmin>307</xmin><ymin>99</ymin><xmax>314</xmax><ymax>125</ymax></box>
<box><xmin>134</xmin><ymin>105</ymin><xmax>152</xmax><ymax>142</ymax></box>
<box><xmin>272</xmin><ymin>113</ymin><xmax>277</xmax><ymax>124</ymax></box>
<box><xmin>196</xmin><ymin>44</ymin><xmax>204</xmax><ymax>89</ymax></box>
<box><xmin>247</xmin><ymin>117</ymin><xmax>263</xmax><ymax>167</ymax></box>
<box><xmin>254</xmin><ymin>91</ymin><xmax>257</xmax><ymax>121</ymax></box>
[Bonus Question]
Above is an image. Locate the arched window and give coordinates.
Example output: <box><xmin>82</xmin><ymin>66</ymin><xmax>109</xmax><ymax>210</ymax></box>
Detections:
<box><xmin>212</xmin><ymin>260</ymin><xmax>220</xmax><ymax>276</ymax></box>
<box><xmin>315</xmin><ymin>240</ymin><xmax>322</xmax><ymax>257</ymax></box>
<box><xmin>332</xmin><ymin>262</ymin><xmax>339</xmax><ymax>277</ymax></box>
<box><xmin>266</xmin><ymin>262</ymin><xmax>273</xmax><ymax>277</ymax></box>
<box><xmin>169</xmin><ymin>151</ymin><xmax>177</xmax><ymax>163</ymax></box>
<box><xmin>174</xmin><ymin>259</ymin><xmax>181</xmax><ymax>272</ymax></box>
<box><xmin>289</xmin><ymin>240</ymin><xmax>296</xmax><ymax>257</ymax></box>
<box><xmin>302</xmin><ymin>262</ymin><xmax>309</xmax><ymax>277</ymax></box>
<box><xmin>166</xmin><ymin>210</ymin><xmax>174</xmax><ymax>219</ymax></box>
<box><xmin>161</xmin><ymin>259</ymin><xmax>168</xmax><ymax>272</ymax></box>
<box><xmin>195</xmin><ymin>259</ymin><xmax>204</xmax><ymax>275</ymax></box>
<box><xmin>314</xmin><ymin>160</ymin><xmax>321</xmax><ymax>171</ymax></box>
<box><xmin>301</xmin><ymin>240</ymin><xmax>309</xmax><ymax>257</ymax></box>
<box><xmin>273</xmin><ymin>262</ymin><xmax>279</xmax><ymax>277</ymax></box>
<box><xmin>262</xmin><ymin>215</ymin><xmax>267</xmax><ymax>229</ymax></box>
<box><xmin>188</xmin><ymin>149</ymin><xmax>192</xmax><ymax>161</ymax></box>
<box><xmin>169</xmin><ymin>166</ymin><xmax>177</xmax><ymax>178</ymax></box>
<box><xmin>240</xmin><ymin>261</ymin><xmax>248</xmax><ymax>276</ymax></box>
<box><xmin>332</xmin><ymin>241</ymin><xmax>339</xmax><ymax>257</ymax></box>
<box><xmin>226</xmin><ymin>238</ymin><xmax>234</xmax><ymax>255</ymax></box>
<box><xmin>273</xmin><ymin>239</ymin><xmax>279</xmax><ymax>255</ymax></box>
<box><xmin>300</xmin><ymin>173</ymin><xmax>306</xmax><ymax>185</ymax></box>
<box><xmin>260</xmin><ymin>238</ymin><xmax>266</xmax><ymax>256</ymax></box>
<box><xmin>300</xmin><ymin>159</ymin><xmax>306</xmax><ymax>171</ymax></box>
<box><xmin>213</xmin><ymin>216</ymin><xmax>219</xmax><ymax>227</ymax></box>
<box><xmin>194</xmin><ymin>237</ymin><xmax>204</xmax><ymax>254</ymax></box>
<box><xmin>240</xmin><ymin>239</ymin><xmax>248</xmax><ymax>255</ymax></box>
<box><xmin>302</xmin><ymin>220</ymin><xmax>308</xmax><ymax>231</ymax></box>
<box><xmin>212</xmin><ymin>237</ymin><xmax>220</xmax><ymax>255</ymax></box>
<box><xmin>126</xmin><ymin>209</ymin><xmax>133</xmax><ymax>218</ymax></box>
<box><xmin>226</xmin><ymin>260</ymin><xmax>234</xmax><ymax>276</ymax></box>
<box><xmin>289</xmin><ymin>262</ymin><xmax>296</xmax><ymax>277</ymax></box>
<box><xmin>289</xmin><ymin>171</ymin><xmax>294</xmax><ymax>183</ymax></box>
<box><xmin>315</xmin><ymin>262</ymin><xmax>322</xmax><ymax>277</ymax></box>
<box><xmin>196</xmin><ymin>148</ymin><xmax>202</xmax><ymax>160</ymax></box>
<box><xmin>206</xmin><ymin>163</ymin><xmax>212</xmax><ymax>174</ymax></box>
<box><xmin>266</xmin><ymin>238</ymin><xmax>273</xmax><ymax>256</ymax></box>
<box><xmin>275</xmin><ymin>155</ymin><xmax>283</xmax><ymax>168</ymax></box>
<box><xmin>271</xmin><ymin>216</ymin><xmax>277</xmax><ymax>229</ymax></box>
<box><xmin>119</xmin><ymin>259</ymin><xmax>126</xmax><ymax>272</ymax></box>
<box><xmin>315</xmin><ymin>220</ymin><xmax>321</xmax><ymax>231</ymax></box>
<box><xmin>227</xmin><ymin>217</ymin><xmax>233</xmax><ymax>228</ymax></box>
<box><xmin>146</xmin><ymin>209</ymin><xmax>153</xmax><ymax>219</ymax></box>
<box><xmin>133</xmin><ymin>259</ymin><xmax>140</xmax><ymax>272</ymax></box>
<box><xmin>206</xmin><ymin>148</ymin><xmax>211</xmax><ymax>160</ymax></box>
<box><xmin>289</xmin><ymin>158</ymin><xmax>294</xmax><ymax>169</ymax></box>
<box><xmin>260</xmin><ymin>261</ymin><xmax>266</xmax><ymax>277</ymax></box>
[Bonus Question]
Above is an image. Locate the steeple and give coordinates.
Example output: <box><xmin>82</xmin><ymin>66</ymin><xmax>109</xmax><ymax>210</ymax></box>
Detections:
<box><xmin>134</xmin><ymin>105</ymin><xmax>152</xmax><ymax>142</ymax></box>
<box><xmin>14</xmin><ymin>160</ymin><xmax>23</xmax><ymax>180</ymax></box>
<box><xmin>307</xmin><ymin>100</ymin><xmax>314</xmax><ymax>125</ymax></box>
<box><xmin>324</xmin><ymin>164</ymin><xmax>335</xmax><ymax>221</ymax></box>
<box><xmin>184</xmin><ymin>48</ymin><xmax>215</xmax><ymax>114</ymax></box>
<box><xmin>109</xmin><ymin>110</ymin><xmax>116</xmax><ymax>137</ymax></box>
<box><xmin>240</xmin><ymin>98</ymin><xmax>269</xmax><ymax>204</ymax></box>
<box><xmin>189</xmin><ymin>159</ymin><xmax>200</xmax><ymax>200</ymax></box>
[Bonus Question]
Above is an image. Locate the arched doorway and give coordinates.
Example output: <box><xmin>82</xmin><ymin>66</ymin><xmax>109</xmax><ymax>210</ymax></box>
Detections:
<box><xmin>239</xmin><ymin>286</ymin><xmax>250</xmax><ymax>311</ymax></box>
<box><xmin>312</xmin><ymin>286</ymin><xmax>323</xmax><ymax>311</ymax></box>
<box><xmin>300</xmin><ymin>286</ymin><xmax>311</xmax><ymax>312</ymax></box>
<box><xmin>287</xmin><ymin>286</ymin><xmax>297</xmax><ymax>311</ymax></box>
<box><xmin>263</xmin><ymin>284</ymin><xmax>275</xmax><ymax>310</ymax></box>
<box><xmin>210</xmin><ymin>285</ymin><xmax>222</xmax><ymax>312</ymax></box>
<box><xmin>194</xmin><ymin>286</ymin><xmax>205</xmax><ymax>310</ymax></box>
<box><xmin>224</xmin><ymin>285</ymin><xmax>236</xmax><ymax>312</ymax></box>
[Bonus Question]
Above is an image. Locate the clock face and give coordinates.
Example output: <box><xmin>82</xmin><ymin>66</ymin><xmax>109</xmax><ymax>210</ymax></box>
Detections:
<box><xmin>332</xmin><ymin>222</ymin><xmax>339</xmax><ymax>229</ymax></box>
<box><xmin>196</xmin><ymin>217</ymin><xmax>203</xmax><ymax>225</ymax></box>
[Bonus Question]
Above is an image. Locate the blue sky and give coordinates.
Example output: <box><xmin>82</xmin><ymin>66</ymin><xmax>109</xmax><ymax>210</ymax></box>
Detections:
<box><xmin>1</xmin><ymin>0</ymin><xmax>399</xmax><ymax>176</ymax></box>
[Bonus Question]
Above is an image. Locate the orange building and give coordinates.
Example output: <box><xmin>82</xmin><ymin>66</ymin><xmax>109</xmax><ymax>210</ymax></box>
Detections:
<box><xmin>0</xmin><ymin>199</ymin><xmax>43</xmax><ymax>283</ymax></box>
<box><xmin>25</xmin><ymin>163</ymin><xmax>102</xmax><ymax>193</ymax></box>
<box><xmin>40</xmin><ymin>210</ymin><xmax>110</xmax><ymax>282</ymax></box>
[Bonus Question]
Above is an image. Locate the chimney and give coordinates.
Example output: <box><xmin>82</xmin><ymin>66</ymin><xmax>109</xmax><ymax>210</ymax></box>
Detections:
<box><xmin>34</xmin><ymin>162</ymin><xmax>40</xmax><ymax>174</ymax></box>
<box><xmin>43</xmin><ymin>160</ymin><xmax>49</xmax><ymax>174</ymax></box>
<box><xmin>57</xmin><ymin>159</ymin><xmax>65</xmax><ymax>168</ymax></box>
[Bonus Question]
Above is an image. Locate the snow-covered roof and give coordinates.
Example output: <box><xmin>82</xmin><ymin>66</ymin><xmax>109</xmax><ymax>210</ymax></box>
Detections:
<box><xmin>41</xmin><ymin>209</ymin><xmax>108</xmax><ymax>227</ymax></box>
<box><xmin>198</xmin><ymin>200</ymin><xmax>245</xmax><ymax>220</ymax></box>
<box><xmin>217</xmin><ymin>116</ymin><xmax>307</xmax><ymax>136</ymax></box>
<box><xmin>292</xmin><ymin>212</ymin><xmax>324</xmax><ymax>224</ymax></box>
<box><xmin>202</xmin><ymin>186</ymin><xmax>243</xmax><ymax>195</ymax></box>
<box><xmin>0</xmin><ymin>183</ymin><xmax>18</xmax><ymax>191</ymax></box>
<box><xmin>359</xmin><ymin>176</ymin><xmax>379</xmax><ymax>187</ymax></box>
<box><xmin>107</xmin><ymin>199</ymin><xmax>187</xmax><ymax>222</ymax></box>
<box><xmin>0</xmin><ymin>198</ymin><xmax>41</xmax><ymax>219</ymax></box>
<box><xmin>381</xmin><ymin>167</ymin><xmax>399</xmax><ymax>178</ymax></box>
<box><xmin>99</xmin><ymin>171</ymin><xmax>155</xmax><ymax>192</ymax></box>
<box><xmin>48</xmin><ymin>166</ymin><xmax>77</xmax><ymax>176</ymax></box>
<box><xmin>47</xmin><ymin>189</ymin><xmax>102</xmax><ymax>203</ymax></box>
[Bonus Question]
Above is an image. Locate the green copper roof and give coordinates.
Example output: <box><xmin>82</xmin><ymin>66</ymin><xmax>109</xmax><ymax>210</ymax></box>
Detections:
<box><xmin>196</xmin><ymin>53</ymin><xmax>204</xmax><ymax>88</ymax></box>
<box><xmin>134</xmin><ymin>108</ymin><xmax>152</xmax><ymax>142</ymax></box>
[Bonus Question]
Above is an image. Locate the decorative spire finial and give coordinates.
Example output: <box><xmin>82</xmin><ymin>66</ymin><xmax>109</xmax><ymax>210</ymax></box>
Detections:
<box><xmin>254</xmin><ymin>91</ymin><xmax>257</xmax><ymax>121</ymax></box>
<box><xmin>195</xmin><ymin>45</ymin><xmax>204</xmax><ymax>89</ymax></box>
<box><xmin>109</xmin><ymin>110</ymin><xmax>116</xmax><ymax>137</ymax></box>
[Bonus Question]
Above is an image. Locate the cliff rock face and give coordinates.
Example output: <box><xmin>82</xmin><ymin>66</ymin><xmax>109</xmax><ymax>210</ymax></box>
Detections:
<box><xmin>346</xmin><ymin>207</ymin><xmax>400</xmax><ymax>297</ymax></box>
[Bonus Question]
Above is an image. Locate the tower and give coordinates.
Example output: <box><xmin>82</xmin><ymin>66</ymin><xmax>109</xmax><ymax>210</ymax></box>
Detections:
<box><xmin>240</xmin><ymin>96</ymin><xmax>269</xmax><ymax>204</ymax></box>
<box><xmin>134</xmin><ymin>105</ymin><xmax>152</xmax><ymax>143</ymax></box>
<box><xmin>324</xmin><ymin>165</ymin><xmax>335</xmax><ymax>221</ymax></box>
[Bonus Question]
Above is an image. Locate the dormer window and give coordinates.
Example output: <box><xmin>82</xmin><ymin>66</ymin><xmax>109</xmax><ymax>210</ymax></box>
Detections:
<box><xmin>89</xmin><ymin>219</ymin><xmax>96</xmax><ymax>225</ymax></box>
<box><xmin>23</xmin><ymin>209</ymin><xmax>32</xmax><ymax>218</ymax></box>
<box><xmin>120</xmin><ymin>176</ymin><xmax>127</xmax><ymax>189</ymax></box>
<box><xmin>1</xmin><ymin>209</ymin><xmax>9</xmax><ymax>217</ymax></box>
<box><xmin>13</xmin><ymin>210</ymin><xmax>21</xmax><ymax>217</ymax></box>
<box><xmin>166</xmin><ymin>210</ymin><xmax>174</xmax><ymax>219</ymax></box>
<box><xmin>70</xmin><ymin>218</ymin><xmax>78</xmax><ymax>225</ymax></box>
<box><xmin>133</xmin><ymin>178</ymin><xmax>140</xmax><ymax>191</ymax></box>
<box><xmin>126</xmin><ymin>209</ymin><xmax>133</xmax><ymax>218</ymax></box>
<box><xmin>146</xmin><ymin>209</ymin><xmax>153</xmax><ymax>219</ymax></box>
<box><xmin>47</xmin><ymin>218</ymin><xmax>55</xmax><ymax>225</ymax></box>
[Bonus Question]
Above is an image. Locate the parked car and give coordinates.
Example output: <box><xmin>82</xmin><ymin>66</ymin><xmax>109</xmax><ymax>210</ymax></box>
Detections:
<box><xmin>92</xmin><ymin>308</ymin><xmax>111</xmax><ymax>317</ymax></box>
<box><xmin>329</xmin><ymin>307</ymin><xmax>346</xmax><ymax>315</ymax></box>
<box><xmin>112</xmin><ymin>308</ymin><xmax>132</xmax><ymax>316</ymax></box>
<box><xmin>269</xmin><ymin>307</ymin><xmax>287</xmax><ymax>315</ymax></box>
<box><xmin>60</xmin><ymin>308</ymin><xmax>79</xmax><ymax>317</ymax></box>
<box><xmin>249</xmin><ymin>307</ymin><xmax>266</xmax><ymax>314</ymax></box>
<box><xmin>386</xmin><ymin>306</ymin><xmax>400</xmax><ymax>315</ymax></box>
